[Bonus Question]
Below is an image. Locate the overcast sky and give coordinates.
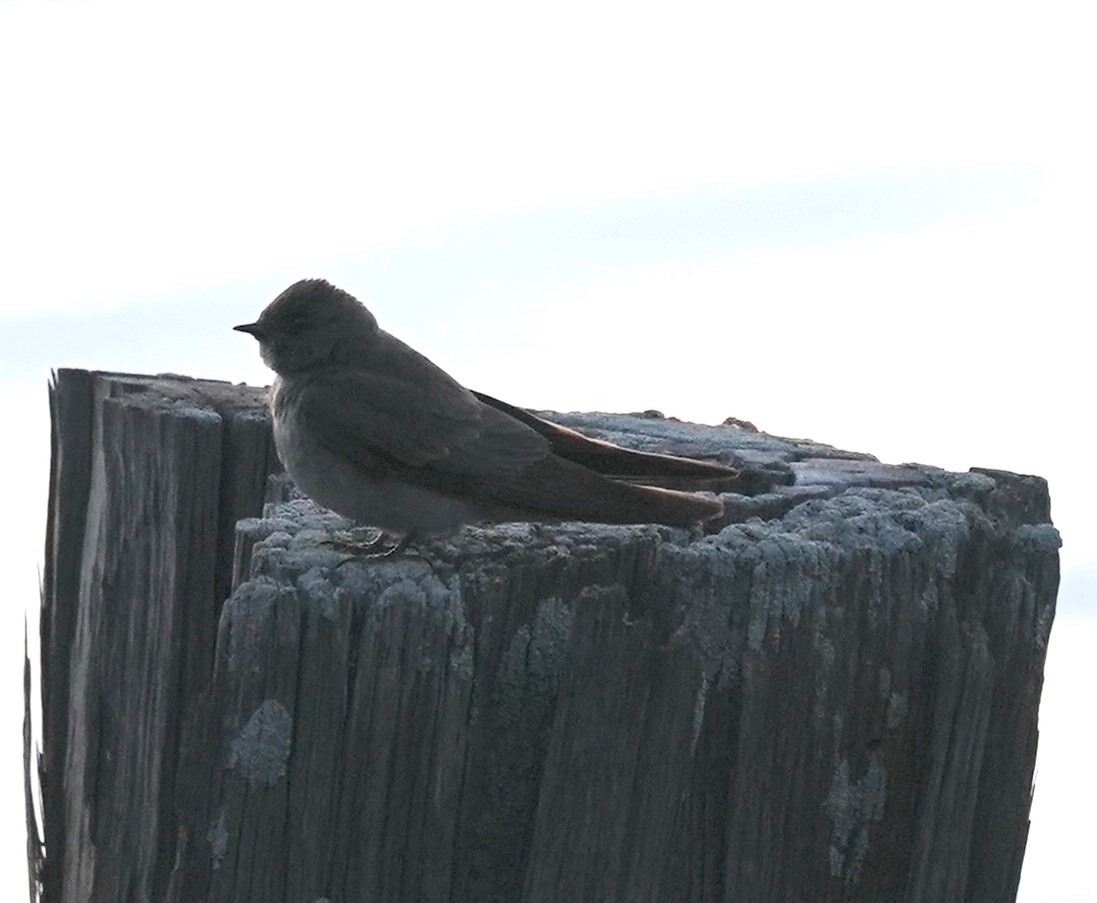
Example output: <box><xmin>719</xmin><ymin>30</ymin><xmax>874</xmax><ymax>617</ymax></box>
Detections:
<box><xmin>1</xmin><ymin>0</ymin><xmax>1093</xmax><ymax>899</ymax></box>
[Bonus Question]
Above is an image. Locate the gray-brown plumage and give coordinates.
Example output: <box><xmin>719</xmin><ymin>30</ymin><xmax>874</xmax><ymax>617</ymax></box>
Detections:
<box><xmin>235</xmin><ymin>278</ymin><xmax>740</xmax><ymax>540</ymax></box>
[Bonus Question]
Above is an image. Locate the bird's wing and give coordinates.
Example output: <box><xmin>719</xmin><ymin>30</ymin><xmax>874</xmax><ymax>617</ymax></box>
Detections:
<box><xmin>296</xmin><ymin>369</ymin><xmax>551</xmax><ymax>479</ymax></box>
<box><xmin>470</xmin><ymin>390</ymin><xmax>742</xmax><ymax>481</ymax></box>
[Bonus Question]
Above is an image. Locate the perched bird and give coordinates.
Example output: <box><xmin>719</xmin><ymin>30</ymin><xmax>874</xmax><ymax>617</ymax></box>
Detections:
<box><xmin>235</xmin><ymin>279</ymin><xmax>746</xmax><ymax>553</ymax></box>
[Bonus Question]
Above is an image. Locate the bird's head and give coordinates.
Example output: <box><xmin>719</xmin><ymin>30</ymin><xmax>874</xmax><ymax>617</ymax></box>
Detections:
<box><xmin>235</xmin><ymin>279</ymin><xmax>378</xmax><ymax>374</ymax></box>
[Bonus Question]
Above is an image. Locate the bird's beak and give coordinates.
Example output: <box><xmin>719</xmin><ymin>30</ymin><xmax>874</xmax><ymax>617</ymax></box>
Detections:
<box><xmin>234</xmin><ymin>322</ymin><xmax>262</xmax><ymax>338</ymax></box>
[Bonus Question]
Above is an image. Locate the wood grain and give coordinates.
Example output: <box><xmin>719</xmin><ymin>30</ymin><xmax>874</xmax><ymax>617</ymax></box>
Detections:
<box><xmin>32</xmin><ymin>371</ymin><xmax>1059</xmax><ymax>903</ymax></box>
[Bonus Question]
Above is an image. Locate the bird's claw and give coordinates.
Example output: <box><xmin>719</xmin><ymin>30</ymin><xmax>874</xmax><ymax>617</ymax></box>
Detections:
<box><xmin>325</xmin><ymin>528</ymin><xmax>419</xmax><ymax>564</ymax></box>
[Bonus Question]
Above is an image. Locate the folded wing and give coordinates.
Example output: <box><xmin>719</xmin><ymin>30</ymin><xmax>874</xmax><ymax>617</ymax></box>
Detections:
<box><xmin>297</xmin><ymin>370</ymin><xmax>551</xmax><ymax>479</ymax></box>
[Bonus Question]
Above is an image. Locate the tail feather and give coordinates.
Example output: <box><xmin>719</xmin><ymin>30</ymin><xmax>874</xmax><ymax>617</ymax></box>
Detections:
<box><xmin>474</xmin><ymin>453</ymin><xmax>724</xmax><ymax>527</ymax></box>
<box><xmin>597</xmin><ymin>481</ymin><xmax>724</xmax><ymax>526</ymax></box>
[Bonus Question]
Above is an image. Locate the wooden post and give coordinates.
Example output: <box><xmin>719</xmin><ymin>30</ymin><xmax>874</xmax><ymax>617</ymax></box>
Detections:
<box><xmin>30</xmin><ymin>370</ymin><xmax>1059</xmax><ymax>903</ymax></box>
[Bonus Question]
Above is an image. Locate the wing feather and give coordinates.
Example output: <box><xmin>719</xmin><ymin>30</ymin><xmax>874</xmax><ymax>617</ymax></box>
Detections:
<box><xmin>295</xmin><ymin>369</ymin><xmax>551</xmax><ymax>479</ymax></box>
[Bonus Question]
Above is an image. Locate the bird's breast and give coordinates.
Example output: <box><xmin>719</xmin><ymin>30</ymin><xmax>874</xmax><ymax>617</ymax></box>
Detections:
<box><xmin>269</xmin><ymin>378</ymin><xmax>479</xmax><ymax>534</ymax></box>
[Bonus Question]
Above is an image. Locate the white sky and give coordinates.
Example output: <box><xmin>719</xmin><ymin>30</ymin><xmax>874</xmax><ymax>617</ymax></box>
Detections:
<box><xmin>1</xmin><ymin>0</ymin><xmax>1093</xmax><ymax>899</ymax></box>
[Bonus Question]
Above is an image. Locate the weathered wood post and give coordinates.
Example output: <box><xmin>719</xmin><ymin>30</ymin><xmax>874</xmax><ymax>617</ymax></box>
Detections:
<box><xmin>29</xmin><ymin>369</ymin><xmax>1059</xmax><ymax>902</ymax></box>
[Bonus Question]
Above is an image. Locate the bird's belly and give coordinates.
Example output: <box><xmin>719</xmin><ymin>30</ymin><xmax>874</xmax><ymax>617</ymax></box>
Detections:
<box><xmin>272</xmin><ymin>410</ymin><xmax>478</xmax><ymax>534</ymax></box>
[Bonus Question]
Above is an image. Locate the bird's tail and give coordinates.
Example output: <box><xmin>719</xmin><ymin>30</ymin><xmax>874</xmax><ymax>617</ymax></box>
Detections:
<box><xmin>480</xmin><ymin>454</ymin><xmax>725</xmax><ymax>527</ymax></box>
<box><xmin>597</xmin><ymin>480</ymin><xmax>725</xmax><ymax>526</ymax></box>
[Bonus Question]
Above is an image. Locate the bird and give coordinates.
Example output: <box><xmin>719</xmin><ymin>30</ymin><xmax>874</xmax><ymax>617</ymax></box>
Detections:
<box><xmin>234</xmin><ymin>278</ymin><xmax>749</xmax><ymax>555</ymax></box>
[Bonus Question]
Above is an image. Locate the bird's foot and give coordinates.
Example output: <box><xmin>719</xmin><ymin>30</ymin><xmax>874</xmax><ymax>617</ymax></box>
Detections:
<box><xmin>325</xmin><ymin>528</ymin><xmax>419</xmax><ymax>561</ymax></box>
